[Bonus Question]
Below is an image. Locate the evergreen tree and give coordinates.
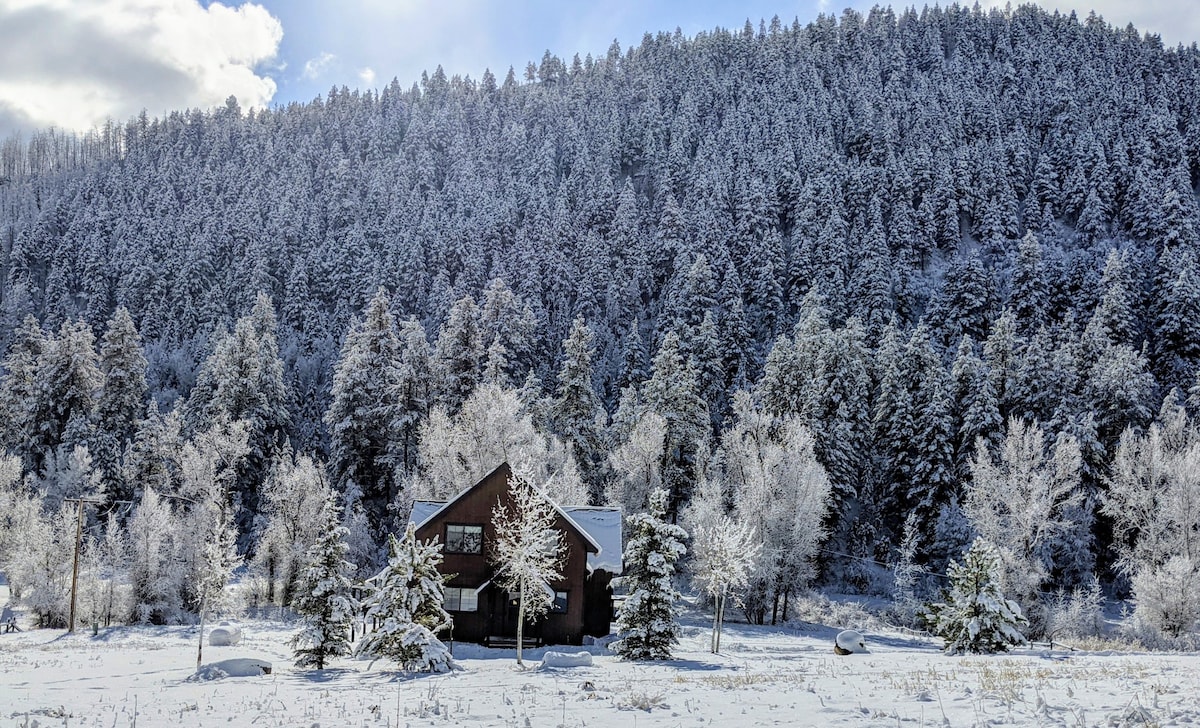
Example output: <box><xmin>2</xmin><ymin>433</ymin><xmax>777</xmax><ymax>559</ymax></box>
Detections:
<box><xmin>94</xmin><ymin>307</ymin><xmax>148</xmax><ymax>504</ymax></box>
<box><xmin>355</xmin><ymin>522</ymin><xmax>454</xmax><ymax>672</ymax></box>
<box><xmin>390</xmin><ymin>318</ymin><xmax>434</xmax><ymax>475</ymax></box>
<box><xmin>434</xmin><ymin>294</ymin><xmax>484</xmax><ymax>413</ymax></box>
<box><xmin>928</xmin><ymin>538</ymin><xmax>1028</xmax><ymax>655</ymax></box>
<box><xmin>612</xmin><ymin>488</ymin><xmax>687</xmax><ymax>660</ymax></box>
<box><xmin>291</xmin><ymin>496</ymin><xmax>357</xmax><ymax>669</ymax></box>
<box><xmin>0</xmin><ymin>316</ymin><xmax>46</xmax><ymax>472</ymax></box>
<box><xmin>325</xmin><ymin>290</ymin><xmax>402</xmax><ymax>538</ymax></box>
<box><xmin>642</xmin><ymin>332</ymin><xmax>709</xmax><ymax>519</ymax></box>
<box><xmin>184</xmin><ymin>294</ymin><xmax>290</xmax><ymax>541</ymax></box>
<box><xmin>549</xmin><ymin>317</ymin><xmax>607</xmax><ymax>503</ymax></box>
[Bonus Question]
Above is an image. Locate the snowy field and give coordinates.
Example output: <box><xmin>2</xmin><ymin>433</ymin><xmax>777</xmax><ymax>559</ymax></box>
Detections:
<box><xmin>5</xmin><ymin>596</ymin><xmax>1200</xmax><ymax>728</ymax></box>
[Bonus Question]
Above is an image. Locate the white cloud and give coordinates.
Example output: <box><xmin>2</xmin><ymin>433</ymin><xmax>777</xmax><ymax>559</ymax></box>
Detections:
<box><xmin>302</xmin><ymin>51</ymin><xmax>336</xmax><ymax>81</ymax></box>
<box><xmin>358</xmin><ymin>67</ymin><xmax>376</xmax><ymax>87</ymax></box>
<box><xmin>0</xmin><ymin>0</ymin><xmax>282</xmax><ymax>137</ymax></box>
<box><xmin>978</xmin><ymin>0</ymin><xmax>1200</xmax><ymax>47</ymax></box>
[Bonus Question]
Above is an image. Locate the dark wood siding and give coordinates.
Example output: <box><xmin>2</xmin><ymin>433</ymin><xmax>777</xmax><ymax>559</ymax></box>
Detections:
<box><xmin>414</xmin><ymin>463</ymin><xmax>600</xmax><ymax>645</ymax></box>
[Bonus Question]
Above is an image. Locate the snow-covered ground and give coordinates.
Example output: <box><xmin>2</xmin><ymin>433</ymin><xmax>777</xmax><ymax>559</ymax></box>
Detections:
<box><xmin>3</xmin><ymin>595</ymin><xmax>1200</xmax><ymax>726</ymax></box>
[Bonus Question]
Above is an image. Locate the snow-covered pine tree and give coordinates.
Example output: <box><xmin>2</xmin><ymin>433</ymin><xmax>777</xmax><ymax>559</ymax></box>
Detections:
<box><xmin>612</xmin><ymin>488</ymin><xmax>687</xmax><ymax>660</ymax></box>
<box><xmin>550</xmin><ymin>317</ymin><xmax>608</xmax><ymax>503</ymax></box>
<box><xmin>94</xmin><ymin>306</ymin><xmax>148</xmax><ymax>504</ymax></box>
<box><xmin>291</xmin><ymin>496</ymin><xmax>357</xmax><ymax>669</ymax></box>
<box><xmin>489</xmin><ymin>471</ymin><xmax>565</xmax><ymax>667</ymax></box>
<box><xmin>927</xmin><ymin>538</ymin><xmax>1027</xmax><ymax>655</ymax></box>
<box><xmin>325</xmin><ymin>290</ymin><xmax>402</xmax><ymax>539</ymax></box>
<box><xmin>355</xmin><ymin>522</ymin><xmax>454</xmax><ymax>673</ymax></box>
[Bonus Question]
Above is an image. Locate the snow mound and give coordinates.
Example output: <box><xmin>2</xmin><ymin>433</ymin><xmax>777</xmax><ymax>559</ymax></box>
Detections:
<box><xmin>208</xmin><ymin>621</ymin><xmax>243</xmax><ymax>646</ymax></box>
<box><xmin>190</xmin><ymin>658</ymin><xmax>272</xmax><ymax>680</ymax></box>
<box><xmin>834</xmin><ymin>630</ymin><xmax>868</xmax><ymax>654</ymax></box>
<box><xmin>540</xmin><ymin>651</ymin><xmax>594</xmax><ymax>668</ymax></box>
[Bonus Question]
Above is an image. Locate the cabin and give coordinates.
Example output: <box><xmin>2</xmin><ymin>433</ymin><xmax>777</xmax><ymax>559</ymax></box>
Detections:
<box><xmin>410</xmin><ymin>462</ymin><xmax>622</xmax><ymax>646</ymax></box>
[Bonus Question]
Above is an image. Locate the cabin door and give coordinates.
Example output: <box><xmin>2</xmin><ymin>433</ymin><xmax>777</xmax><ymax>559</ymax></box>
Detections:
<box><xmin>488</xmin><ymin>587</ymin><xmax>519</xmax><ymax>637</ymax></box>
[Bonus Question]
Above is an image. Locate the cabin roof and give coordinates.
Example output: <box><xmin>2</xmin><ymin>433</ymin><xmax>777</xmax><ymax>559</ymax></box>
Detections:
<box><xmin>409</xmin><ymin>464</ymin><xmax>623</xmax><ymax>575</ymax></box>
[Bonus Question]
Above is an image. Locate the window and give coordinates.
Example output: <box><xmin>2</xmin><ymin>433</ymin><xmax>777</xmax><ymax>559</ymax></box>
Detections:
<box><xmin>551</xmin><ymin>590</ymin><xmax>568</xmax><ymax>614</ymax></box>
<box><xmin>445</xmin><ymin>524</ymin><xmax>483</xmax><ymax>554</ymax></box>
<box><xmin>444</xmin><ymin>587</ymin><xmax>478</xmax><ymax>612</ymax></box>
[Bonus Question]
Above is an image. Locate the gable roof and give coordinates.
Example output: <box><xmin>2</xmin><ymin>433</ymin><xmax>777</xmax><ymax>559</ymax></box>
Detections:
<box><xmin>409</xmin><ymin>462</ymin><xmax>622</xmax><ymax>574</ymax></box>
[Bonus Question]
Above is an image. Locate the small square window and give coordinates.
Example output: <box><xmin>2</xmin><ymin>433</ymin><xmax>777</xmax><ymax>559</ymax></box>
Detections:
<box><xmin>551</xmin><ymin>590</ymin><xmax>568</xmax><ymax>614</ymax></box>
<box><xmin>444</xmin><ymin>587</ymin><xmax>479</xmax><ymax>612</ymax></box>
<box><xmin>445</xmin><ymin>524</ymin><xmax>483</xmax><ymax>554</ymax></box>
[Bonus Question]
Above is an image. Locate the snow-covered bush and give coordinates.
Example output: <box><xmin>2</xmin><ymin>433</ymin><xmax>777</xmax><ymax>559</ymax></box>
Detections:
<box><xmin>612</xmin><ymin>488</ymin><xmax>687</xmax><ymax>660</ymax></box>
<box><xmin>1130</xmin><ymin>556</ymin><xmax>1200</xmax><ymax>638</ymax></box>
<box><xmin>1044</xmin><ymin>577</ymin><xmax>1106</xmax><ymax>641</ymax></box>
<box><xmin>926</xmin><ymin>538</ymin><xmax>1027</xmax><ymax>655</ymax></box>
<box><xmin>355</xmin><ymin>522</ymin><xmax>455</xmax><ymax>673</ymax></box>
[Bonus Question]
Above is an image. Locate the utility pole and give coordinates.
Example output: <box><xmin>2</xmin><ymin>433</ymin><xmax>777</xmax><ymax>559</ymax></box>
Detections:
<box><xmin>65</xmin><ymin>497</ymin><xmax>104</xmax><ymax>634</ymax></box>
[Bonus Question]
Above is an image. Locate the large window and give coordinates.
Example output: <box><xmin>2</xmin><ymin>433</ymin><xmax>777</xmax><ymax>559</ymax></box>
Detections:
<box><xmin>444</xmin><ymin>587</ymin><xmax>478</xmax><ymax>612</ymax></box>
<box><xmin>551</xmin><ymin>590</ymin><xmax>568</xmax><ymax>614</ymax></box>
<box><xmin>445</xmin><ymin>524</ymin><xmax>483</xmax><ymax>554</ymax></box>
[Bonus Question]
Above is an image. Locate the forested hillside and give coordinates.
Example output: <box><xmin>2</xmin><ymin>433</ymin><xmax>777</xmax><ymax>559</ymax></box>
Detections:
<box><xmin>2</xmin><ymin>4</ymin><xmax>1200</xmax><ymax>635</ymax></box>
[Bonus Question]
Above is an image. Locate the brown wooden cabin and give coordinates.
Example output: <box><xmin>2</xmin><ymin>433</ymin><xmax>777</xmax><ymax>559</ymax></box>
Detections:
<box><xmin>411</xmin><ymin>462</ymin><xmax>622</xmax><ymax>647</ymax></box>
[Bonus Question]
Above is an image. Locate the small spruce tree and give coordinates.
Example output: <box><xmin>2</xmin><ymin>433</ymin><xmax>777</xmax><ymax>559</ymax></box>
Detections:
<box><xmin>291</xmin><ymin>496</ymin><xmax>357</xmax><ymax>669</ymax></box>
<box><xmin>355</xmin><ymin>522</ymin><xmax>455</xmax><ymax>673</ymax></box>
<box><xmin>927</xmin><ymin>538</ymin><xmax>1028</xmax><ymax>655</ymax></box>
<box><xmin>611</xmin><ymin>488</ymin><xmax>688</xmax><ymax>660</ymax></box>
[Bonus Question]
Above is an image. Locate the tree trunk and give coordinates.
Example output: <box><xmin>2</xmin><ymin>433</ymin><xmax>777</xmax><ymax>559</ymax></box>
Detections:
<box><xmin>196</xmin><ymin>597</ymin><xmax>205</xmax><ymax>671</ymax></box>
<box><xmin>516</xmin><ymin>579</ymin><xmax>526</xmax><ymax>667</ymax></box>
<box><xmin>771</xmin><ymin>590</ymin><xmax>780</xmax><ymax>625</ymax></box>
<box><xmin>711</xmin><ymin>595</ymin><xmax>720</xmax><ymax>653</ymax></box>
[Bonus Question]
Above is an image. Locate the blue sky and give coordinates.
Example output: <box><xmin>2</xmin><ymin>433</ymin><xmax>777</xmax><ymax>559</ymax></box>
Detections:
<box><xmin>259</xmin><ymin>1</ymin><xmax>865</xmax><ymax>105</ymax></box>
<box><xmin>0</xmin><ymin>1</ymin><xmax>1198</xmax><ymax>139</ymax></box>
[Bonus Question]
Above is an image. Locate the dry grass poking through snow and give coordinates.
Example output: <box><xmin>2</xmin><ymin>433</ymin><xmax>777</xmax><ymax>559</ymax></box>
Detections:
<box><xmin>3</xmin><ymin>605</ymin><xmax>1200</xmax><ymax>727</ymax></box>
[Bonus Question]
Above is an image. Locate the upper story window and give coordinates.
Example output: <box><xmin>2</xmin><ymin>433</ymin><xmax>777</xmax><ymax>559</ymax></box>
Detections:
<box><xmin>445</xmin><ymin>524</ymin><xmax>483</xmax><ymax>554</ymax></box>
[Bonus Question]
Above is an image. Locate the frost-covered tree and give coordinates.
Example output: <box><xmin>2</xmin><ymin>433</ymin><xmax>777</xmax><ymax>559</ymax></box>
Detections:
<box><xmin>612</xmin><ymin>488</ymin><xmax>687</xmax><ymax>660</ymax></box>
<box><xmin>434</xmin><ymin>294</ymin><xmax>484</xmax><ymax>413</ymax></box>
<box><xmin>965</xmin><ymin>418</ymin><xmax>1084</xmax><ymax>631</ymax></box>
<box><xmin>94</xmin><ymin>306</ymin><xmax>148</xmax><ymax>503</ymax></box>
<box><xmin>253</xmin><ymin>453</ymin><xmax>333</xmax><ymax>606</ymax></box>
<box><xmin>692</xmin><ymin>516</ymin><xmax>760</xmax><ymax>653</ymax></box>
<box><xmin>0</xmin><ymin>316</ymin><xmax>46</xmax><ymax>471</ymax></box>
<box><xmin>410</xmin><ymin>383</ymin><xmax>586</xmax><ymax>506</ymax></box>
<box><xmin>713</xmin><ymin>393</ymin><xmax>831</xmax><ymax>624</ymax></box>
<box><xmin>291</xmin><ymin>496</ymin><xmax>357</xmax><ymax>669</ymax></box>
<box><xmin>391</xmin><ymin>318</ymin><xmax>434</xmax><ymax>476</ymax></box>
<box><xmin>355</xmin><ymin>522</ymin><xmax>454</xmax><ymax>672</ymax></box>
<box><xmin>33</xmin><ymin>320</ymin><xmax>102</xmax><ymax>474</ymax></box>
<box><xmin>194</xmin><ymin>510</ymin><xmax>239</xmax><ymax>669</ymax></box>
<box><xmin>1103</xmin><ymin>400</ymin><xmax>1200</xmax><ymax>636</ymax></box>
<box><xmin>488</xmin><ymin>471</ymin><xmax>565</xmax><ymax>667</ymax></box>
<box><xmin>642</xmin><ymin>331</ymin><xmax>709</xmax><ymax>519</ymax></box>
<box><xmin>927</xmin><ymin>538</ymin><xmax>1028</xmax><ymax>655</ymax></box>
<box><xmin>605</xmin><ymin>410</ymin><xmax>666</xmax><ymax>515</ymax></box>
<box><xmin>184</xmin><ymin>294</ymin><xmax>290</xmax><ymax>539</ymax></box>
<box><xmin>127</xmin><ymin>486</ymin><xmax>183</xmax><ymax>624</ymax></box>
<box><xmin>6</xmin><ymin>501</ymin><xmax>74</xmax><ymax>627</ymax></box>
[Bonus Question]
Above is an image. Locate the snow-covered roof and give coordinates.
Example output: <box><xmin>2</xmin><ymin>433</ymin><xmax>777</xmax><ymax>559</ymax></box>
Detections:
<box><xmin>563</xmin><ymin>507</ymin><xmax>623</xmax><ymax>575</ymax></box>
<box><xmin>409</xmin><ymin>500</ymin><xmax>442</xmax><ymax>527</ymax></box>
<box><xmin>409</xmin><ymin>500</ymin><xmax>623</xmax><ymax>575</ymax></box>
